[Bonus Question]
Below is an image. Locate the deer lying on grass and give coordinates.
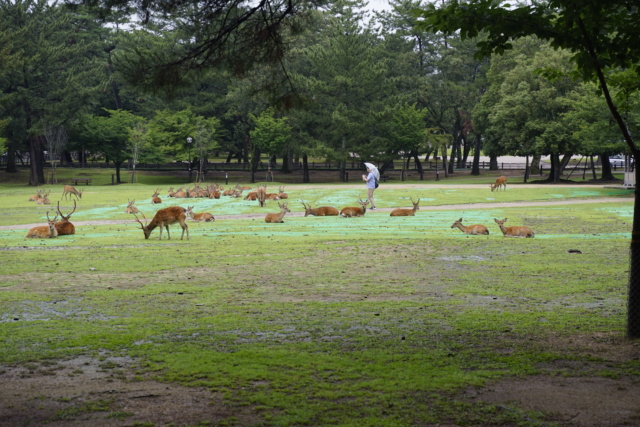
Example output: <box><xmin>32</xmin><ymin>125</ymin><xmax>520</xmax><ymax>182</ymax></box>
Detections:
<box><xmin>300</xmin><ymin>200</ymin><xmax>339</xmax><ymax>216</ymax></box>
<box><xmin>340</xmin><ymin>197</ymin><xmax>369</xmax><ymax>217</ymax></box>
<box><xmin>490</xmin><ymin>176</ymin><xmax>508</xmax><ymax>192</ymax></box>
<box><xmin>494</xmin><ymin>218</ymin><xmax>534</xmax><ymax>238</ymax></box>
<box><xmin>36</xmin><ymin>190</ymin><xmax>51</xmax><ymax>205</ymax></box>
<box><xmin>186</xmin><ymin>206</ymin><xmax>215</xmax><ymax>222</ymax></box>
<box><xmin>152</xmin><ymin>188</ymin><xmax>162</xmax><ymax>204</ymax></box>
<box><xmin>450</xmin><ymin>218</ymin><xmax>489</xmax><ymax>235</ymax></box>
<box><xmin>26</xmin><ymin>211</ymin><xmax>58</xmax><ymax>238</ymax></box>
<box><xmin>390</xmin><ymin>197</ymin><xmax>420</xmax><ymax>216</ymax></box>
<box><xmin>173</xmin><ymin>187</ymin><xmax>187</xmax><ymax>198</ymax></box>
<box><xmin>62</xmin><ymin>185</ymin><xmax>83</xmax><ymax>200</ymax></box>
<box><xmin>265</xmin><ymin>202</ymin><xmax>291</xmax><ymax>223</ymax></box>
<box><xmin>134</xmin><ymin>207</ymin><xmax>189</xmax><ymax>240</ymax></box>
<box><xmin>125</xmin><ymin>199</ymin><xmax>139</xmax><ymax>214</ymax></box>
<box><xmin>28</xmin><ymin>189</ymin><xmax>43</xmax><ymax>201</ymax></box>
<box><xmin>278</xmin><ymin>186</ymin><xmax>288</xmax><ymax>199</ymax></box>
<box><xmin>55</xmin><ymin>201</ymin><xmax>76</xmax><ymax>235</ymax></box>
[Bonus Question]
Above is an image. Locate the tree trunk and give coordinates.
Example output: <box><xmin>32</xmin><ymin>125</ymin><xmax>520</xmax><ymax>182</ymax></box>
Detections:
<box><xmin>530</xmin><ymin>154</ymin><xmax>541</xmax><ymax>175</ymax></box>
<box><xmin>302</xmin><ymin>154</ymin><xmax>310</xmax><ymax>183</ymax></box>
<box><xmin>629</xmin><ymin>180</ymin><xmax>640</xmax><ymax>338</ymax></box>
<box><xmin>599</xmin><ymin>155</ymin><xmax>615</xmax><ymax>180</ymax></box>
<box><xmin>412</xmin><ymin>151</ymin><xmax>424</xmax><ymax>180</ymax></box>
<box><xmin>471</xmin><ymin>133</ymin><xmax>481</xmax><ymax>176</ymax></box>
<box><xmin>5</xmin><ymin>145</ymin><xmax>17</xmax><ymax>173</ymax></box>
<box><xmin>28</xmin><ymin>135</ymin><xmax>45</xmax><ymax>186</ymax></box>
<box><xmin>489</xmin><ymin>155</ymin><xmax>498</xmax><ymax>171</ymax></box>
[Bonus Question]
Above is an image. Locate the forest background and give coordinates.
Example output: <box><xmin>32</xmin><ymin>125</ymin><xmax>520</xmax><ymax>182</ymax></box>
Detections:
<box><xmin>0</xmin><ymin>0</ymin><xmax>635</xmax><ymax>188</ymax></box>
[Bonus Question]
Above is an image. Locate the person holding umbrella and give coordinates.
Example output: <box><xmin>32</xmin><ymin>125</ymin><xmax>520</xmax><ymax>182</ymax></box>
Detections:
<box><xmin>362</xmin><ymin>162</ymin><xmax>380</xmax><ymax>210</ymax></box>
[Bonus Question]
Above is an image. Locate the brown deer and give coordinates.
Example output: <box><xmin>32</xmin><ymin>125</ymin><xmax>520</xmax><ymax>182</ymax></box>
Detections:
<box><xmin>125</xmin><ymin>199</ymin><xmax>139</xmax><ymax>214</ymax></box>
<box><xmin>300</xmin><ymin>200</ymin><xmax>339</xmax><ymax>217</ymax></box>
<box><xmin>340</xmin><ymin>197</ymin><xmax>369</xmax><ymax>217</ymax></box>
<box><xmin>490</xmin><ymin>176</ymin><xmax>508</xmax><ymax>192</ymax></box>
<box><xmin>36</xmin><ymin>190</ymin><xmax>51</xmax><ymax>205</ymax></box>
<box><xmin>278</xmin><ymin>186</ymin><xmax>288</xmax><ymax>199</ymax></box>
<box><xmin>167</xmin><ymin>187</ymin><xmax>176</xmax><ymax>197</ymax></box>
<box><xmin>28</xmin><ymin>189</ymin><xmax>43</xmax><ymax>201</ymax></box>
<box><xmin>450</xmin><ymin>218</ymin><xmax>489</xmax><ymax>235</ymax></box>
<box><xmin>265</xmin><ymin>202</ymin><xmax>291</xmax><ymax>223</ymax></box>
<box><xmin>256</xmin><ymin>185</ymin><xmax>267</xmax><ymax>207</ymax></box>
<box><xmin>62</xmin><ymin>184</ymin><xmax>83</xmax><ymax>201</ymax></box>
<box><xmin>55</xmin><ymin>200</ymin><xmax>76</xmax><ymax>235</ymax></box>
<box><xmin>266</xmin><ymin>192</ymin><xmax>281</xmax><ymax>200</ymax></box>
<box><xmin>134</xmin><ymin>207</ymin><xmax>189</xmax><ymax>240</ymax></box>
<box><xmin>494</xmin><ymin>218</ymin><xmax>534</xmax><ymax>238</ymax></box>
<box><xmin>26</xmin><ymin>211</ymin><xmax>58</xmax><ymax>238</ymax></box>
<box><xmin>186</xmin><ymin>206</ymin><xmax>215</xmax><ymax>222</ymax></box>
<box><xmin>151</xmin><ymin>188</ymin><xmax>162</xmax><ymax>204</ymax></box>
<box><xmin>390</xmin><ymin>197</ymin><xmax>420</xmax><ymax>216</ymax></box>
<box><xmin>244</xmin><ymin>190</ymin><xmax>258</xmax><ymax>200</ymax></box>
<box><xmin>173</xmin><ymin>187</ymin><xmax>187</xmax><ymax>198</ymax></box>
<box><xmin>208</xmin><ymin>184</ymin><xmax>221</xmax><ymax>199</ymax></box>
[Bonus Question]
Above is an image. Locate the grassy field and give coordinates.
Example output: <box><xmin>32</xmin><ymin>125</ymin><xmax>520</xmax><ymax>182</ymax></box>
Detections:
<box><xmin>0</xmin><ymin>170</ymin><xmax>637</xmax><ymax>426</ymax></box>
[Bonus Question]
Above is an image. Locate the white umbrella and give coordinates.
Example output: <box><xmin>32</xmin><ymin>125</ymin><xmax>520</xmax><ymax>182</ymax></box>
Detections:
<box><xmin>364</xmin><ymin>162</ymin><xmax>380</xmax><ymax>180</ymax></box>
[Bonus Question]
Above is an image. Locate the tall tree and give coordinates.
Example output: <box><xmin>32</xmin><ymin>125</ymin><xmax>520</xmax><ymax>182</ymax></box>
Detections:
<box><xmin>417</xmin><ymin>0</ymin><xmax>640</xmax><ymax>338</ymax></box>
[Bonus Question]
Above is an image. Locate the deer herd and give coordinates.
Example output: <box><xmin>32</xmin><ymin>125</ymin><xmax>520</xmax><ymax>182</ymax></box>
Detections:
<box><xmin>25</xmin><ymin>175</ymin><xmax>534</xmax><ymax>239</ymax></box>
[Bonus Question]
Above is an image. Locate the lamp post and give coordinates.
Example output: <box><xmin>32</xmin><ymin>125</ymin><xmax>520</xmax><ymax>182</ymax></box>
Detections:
<box><xmin>186</xmin><ymin>137</ymin><xmax>193</xmax><ymax>182</ymax></box>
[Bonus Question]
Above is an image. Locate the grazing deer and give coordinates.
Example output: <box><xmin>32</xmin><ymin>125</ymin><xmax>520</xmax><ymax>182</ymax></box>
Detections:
<box><xmin>265</xmin><ymin>202</ymin><xmax>291</xmax><ymax>223</ymax></box>
<box><xmin>125</xmin><ymin>199</ymin><xmax>139</xmax><ymax>214</ymax></box>
<box><xmin>26</xmin><ymin>211</ymin><xmax>58</xmax><ymax>238</ymax></box>
<box><xmin>152</xmin><ymin>188</ymin><xmax>162</xmax><ymax>204</ymax></box>
<box><xmin>186</xmin><ymin>206</ymin><xmax>215</xmax><ymax>222</ymax></box>
<box><xmin>62</xmin><ymin>184</ymin><xmax>83</xmax><ymax>201</ymax></box>
<box><xmin>55</xmin><ymin>200</ymin><xmax>76</xmax><ymax>235</ymax></box>
<box><xmin>256</xmin><ymin>185</ymin><xmax>267</xmax><ymax>207</ymax></box>
<box><xmin>340</xmin><ymin>197</ymin><xmax>369</xmax><ymax>217</ymax></box>
<box><xmin>490</xmin><ymin>176</ymin><xmax>508</xmax><ymax>192</ymax></box>
<box><xmin>278</xmin><ymin>186</ymin><xmax>288</xmax><ymax>199</ymax></box>
<box><xmin>36</xmin><ymin>190</ymin><xmax>51</xmax><ymax>205</ymax></box>
<box><xmin>390</xmin><ymin>197</ymin><xmax>420</xmax><ymax>216</ymax></box>
<box><xmin>300</xmin><ymin>200</ymin><xmax>339</xmax><ymax>217</ymax></box>
<box><xmin>450</xmin><ymin>218</ymin><xmax>489</xmax><ymax>235</ymax></box>
<box><xmin>134</xmin><ymin>207</ymin><xmax>189</xmax><ymax>240</ymax></box>
<box><xmin>494</xmin><ymin>218</ymin><xmax>534</xmax><ymax>238</ymax></box>
<box><xmin>28</xmin><ymin>189</ymin><xmax>43</xmax><ymax>201</ymax></box>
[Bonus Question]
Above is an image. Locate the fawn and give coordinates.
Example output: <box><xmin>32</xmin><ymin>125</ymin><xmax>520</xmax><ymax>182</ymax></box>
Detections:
<box><xmin>186</xmin><ymin>206</ymin><xmax>215</xmax><ymax>222</ymax></box>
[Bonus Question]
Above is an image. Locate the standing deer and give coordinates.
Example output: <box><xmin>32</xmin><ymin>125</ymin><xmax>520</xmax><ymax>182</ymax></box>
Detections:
<box><xmin>125</xmin><ymin>199</ymin><xmax>139</xmax><ymax>214</ymax></box>
<box><xmin>134</xmin><ymin>207</ymin><xmax>189</xmax><ymax>240</ymax></box>
<box><xmin>186</xmin><ymin>206</ymin><xmax>215</xmax><ymax>222</ymax></box>
<box><xmin>265</xmin><ymin>202</ymin><xmax>291</xmax><ymax>223</ymax></box>
<box><xmin>340</xmin><ymin>197</ymin><xmax>369</xmax><ymax>217</ymax></box>
<box><xmin>450</xmin><ymin>218</ymin><xmax>489</xmax><ymax>235</ymax></box>
<box><xmin>490</xmin><ymin>176</ymin><xmax>508</xmax><ymax>192</ymax></box>
<box><xmin>256</xmin><ymin>185</ymin><xmax>267</xmax><ymax>207</ymax></box>
<box><xmin>62</xmin><ymin>184</ymin><xmax>83</xmax><ymax>200</ymax></box>
<box><xmin>300</xmin><ymin>200</ymin><xmax>339</xmax><ymax>217</ymax></box>
<box><xmin>55</xmin><ymin>200</ymin><xmax>77</xmax><ymax>235</ymax></box>
<box><xmin>494</xmin><ymin>218</ymin><xmax>534</xmax><ymax>238</ymax></box>
<box><xmin>26</xmin><ymin>211</ymin><xmax>58</xmax><ymax>238</ymax></box>
<box><xmin>390</xmin><ymin>197</ymin><xmax>420</xmax><ymax>216</ymax></box>
<box><xmin>152</xmin><ymin>188</ymin><xmax>162</xmax><ymax>204</ymax></box>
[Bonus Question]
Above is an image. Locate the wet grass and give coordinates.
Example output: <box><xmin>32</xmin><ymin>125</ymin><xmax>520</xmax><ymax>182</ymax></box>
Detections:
<box><xmin>0</xmin><ymin>181</ymin><xmax>635</xmax><ymax>426</ymax></box>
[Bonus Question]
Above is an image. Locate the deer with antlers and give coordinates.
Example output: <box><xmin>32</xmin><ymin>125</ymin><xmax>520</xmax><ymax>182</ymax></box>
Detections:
<box><xmin>300</xmin><ymin>200</ymin><xmax>339</xmax><ymax>216</ymax></box>
<box><xmin>55</xmin><ymin>201</ymin><xmax>77</xmax><ymax>235</ymax></box>
<box><xmin>494</xmin><ymin>218</ymin><xmax>534</xmax><ymax>238</ymax></box>
<box><xmin>62</xmin><ymin>184</ymin><xmax>83</xmax><ymax>201</ymax></box>
<box><xmin>265</xmin><ymin>202</ymin><xmax>291</xmax><ymax>223</ymax></box>
<box><xmin>28</xmin><ymin>189</ymin><xmax>43</xmax><ymax>201</ymax></box>
<box><xmin>134</xmin><ymin>207</ymin><xmax>189</xmax><ymax>240</ymax></box>
<box><xmin>125</xmin><ymin>199</ymin><xmax>139</xmax><ymax>214</ymax></box>
<box><xmin>390</xmin><ymin>197</ymin><xmax>420</xmax><ymax>216</ymax></box>
<box><xmin>450</xmin><ymin>218</ymin><xmax>489</xmax><ymax>235</ymax></box>
<box><xmin>490</xmin><ymin>176</ymin><xmax>508</xmax><ymax>192</ymax></box>
<box><xmin>186</xmin><ymin>206</ymin><xmax>215</xmax><ymax>222</ymax></box>
<box><xmin>340</xmin><ymin>197</ymin><xmax>369</xmax><ymax>217</ymax></box>
<box><xmin>151</xmin><ymin>188</ymin><xmax>162</xmax><ymax>204</ymax></box>
<box><xmin>26</xmin><ymin>211</ymin><xmax>59</xmax><ymax>238</ymax></box>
